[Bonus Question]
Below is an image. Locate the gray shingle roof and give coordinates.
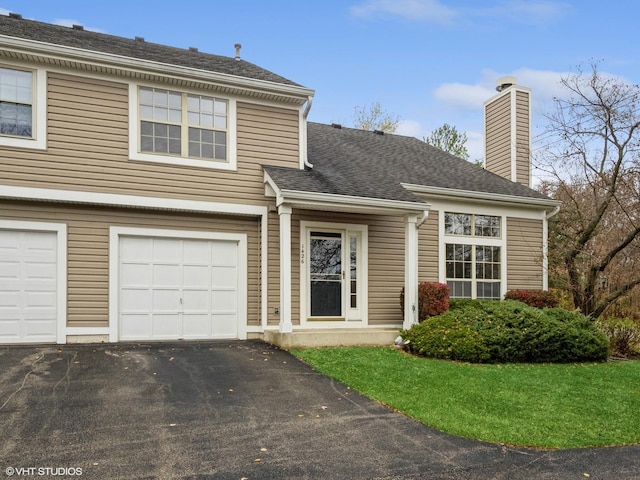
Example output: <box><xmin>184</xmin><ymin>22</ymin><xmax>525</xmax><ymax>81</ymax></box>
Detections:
<box><xmin>264</xmin><ymin>122</ymin><xmax>552</xmax><ymax>205</ymax></box>
<box><xmin>0</xmin><ymin>14</ymin><xmax>301</xmax><ymax>87</ymax></box>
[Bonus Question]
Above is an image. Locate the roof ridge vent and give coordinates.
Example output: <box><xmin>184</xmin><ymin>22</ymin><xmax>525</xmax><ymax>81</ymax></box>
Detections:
<box><xmin>373</xmin><ymin>129</ymin><xmax>384</xmax><ymax>135</ymax></box>
<box><xmin>188</xmin><ymin>47</ymin><xmax>198</xmax><ymax>53</ymax></box>
<box><xmin>135</xmin><ymin>36</ymin><xmax>145</xmax><ymax>42</ymax></box>
<box><xmin>331</xmin><ymin>123</ymin><xmax>342</xmax><ymax>129</ymax></box>
<box><xmin>72</xmin><ymin>24</ymin><xmax>84</xmax><ymax>31</ymax></box>
<box><xmin>8</xmin><ymin>13</ymin><xmax>22</xmax><ymax>19</ymax></box>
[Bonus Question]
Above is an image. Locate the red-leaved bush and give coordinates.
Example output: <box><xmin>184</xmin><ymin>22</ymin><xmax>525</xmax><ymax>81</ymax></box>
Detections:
<box><xmin>400</xmin><ymin>282</ymin><xmax>450</xmax><ymax>322</ymax></box>
<box><xmin>504</xmin><ymin>289</ymin><xmax>559</xmax><ymax>309</ymax></box>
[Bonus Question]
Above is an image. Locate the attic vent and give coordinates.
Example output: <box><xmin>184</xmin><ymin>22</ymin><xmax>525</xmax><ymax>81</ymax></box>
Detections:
<box><xmin>72</xmin><ymin>24</ymin><xmax>84</xmax><ymax>31</ymax></box>
<box><xmin>373</xmin><ymin>129</ymin><xmax>384</xmax><ymax>135</ymax></box>
<box><xmin>331</xmin><ymin>123</ymin><xmax>342</xmax><ymax>129</ymax></box>
<box><xmin>8</xmin><ymin>13</ymin><xmax>22</xmax><ymax>19</ymax></box>
<box><xmin>188</xmin><ymin>47</ymin><xmax>198</xmax><ymax>53</ymax></box>
<box><xmin>234</xmin><ymin>43</ymin><xmax>242</xmax><ymax>60</ymax></box>
<box><xmin>134</xmin><ymin>36</ymin><xmax>145</xmax><ymax>42</ymax></box>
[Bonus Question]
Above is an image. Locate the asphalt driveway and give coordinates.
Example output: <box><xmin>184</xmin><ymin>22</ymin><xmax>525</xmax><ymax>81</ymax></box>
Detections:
<box><xmin>1</xmin><ymin>341</ymin><xmax>638</xmax><ymax>479</ymax></box>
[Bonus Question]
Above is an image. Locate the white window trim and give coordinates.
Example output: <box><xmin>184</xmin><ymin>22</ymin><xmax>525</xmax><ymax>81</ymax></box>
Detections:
<box><xmin>0</xmin><ymin>220</ymin><xmax>67</xmax><ymax>344</ymax></box>
<box><xmin>128</xmin><ymin>83</ymin><xmax>237</xmax><ymax>171</ymax></box>
<box><xmin>439</xmin><ymin>211</ymin><xmax>507</xmax><ymax>299</ymax></box>
<box><xmin>299</xmin><ymin>220</ymin><xmax>368</xmax><ymax>329</ymax></box>
<box><xmin>0</xmin><ymin>65</ymin><xmax>47</xmax><ymax>150</ymax></box>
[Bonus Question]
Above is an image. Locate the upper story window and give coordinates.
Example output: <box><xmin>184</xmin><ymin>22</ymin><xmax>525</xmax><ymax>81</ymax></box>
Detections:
<box><xmin>0</xmin><ymin>67</ymin><xmax>32</xmax><ymax>138</ymax></box>
<box><xmin>0</xmin><ymin>66</ymin><xmax>45</xmax><ymax>150</ymax></box>
<box><xmin>129</xmin><ymin>84</ymin><xmax>236</xmax><ymax>171</ymax></box>
<box><xmin>445</xmin><ymin>212</ymin><xmax>501</xmax><ymax>237</ymax></box>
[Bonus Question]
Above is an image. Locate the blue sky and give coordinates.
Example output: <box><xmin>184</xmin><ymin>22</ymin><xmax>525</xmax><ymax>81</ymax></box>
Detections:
<box><xmin>1</xmin><ymin>1</ymin><xmax>637</xmax><ymax>161</ymax></box>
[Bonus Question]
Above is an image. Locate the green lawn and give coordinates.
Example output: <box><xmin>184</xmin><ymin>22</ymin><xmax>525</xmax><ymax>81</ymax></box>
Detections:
<box><xmin>291</xmin><ymin>346</ymin><xmax>640</xmax><ymax>449</ymax></box>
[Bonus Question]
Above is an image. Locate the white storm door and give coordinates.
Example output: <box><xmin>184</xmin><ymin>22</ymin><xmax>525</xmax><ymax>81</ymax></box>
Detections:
<box><xmin>0</xmin><ymin>230</ymin><xmax>58</xmax><ymax>343</ymax></box>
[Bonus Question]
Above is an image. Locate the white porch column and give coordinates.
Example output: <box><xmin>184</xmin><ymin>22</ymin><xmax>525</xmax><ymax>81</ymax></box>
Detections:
<box><xmin>404</xmin><ymin>213</ymin><xmax>419</xmax><ymax>329</ymax></box>
<box><xmin>278</xmin><ymin>204</ymin><xmax>293</xmax><ymax>333</ymax></box>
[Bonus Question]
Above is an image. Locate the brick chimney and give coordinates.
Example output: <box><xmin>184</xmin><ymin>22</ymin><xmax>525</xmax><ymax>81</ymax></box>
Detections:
<box><xmin>484</xmin><ymin>77</ymin><xmax>532</xmax><ymax>187</ymax></box>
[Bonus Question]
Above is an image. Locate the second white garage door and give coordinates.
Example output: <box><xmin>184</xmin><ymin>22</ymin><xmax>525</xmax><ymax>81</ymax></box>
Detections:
<box><xmin>119</xmin><ymin>236</ymin><xmax>240</xmax><ymax>341</ymax></box>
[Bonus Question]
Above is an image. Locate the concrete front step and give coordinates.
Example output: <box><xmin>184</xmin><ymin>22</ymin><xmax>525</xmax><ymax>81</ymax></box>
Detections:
<box><xmin>263</xmin><ymin>328</ymin><xmax>400</xmax><ymax>349</ymax></box>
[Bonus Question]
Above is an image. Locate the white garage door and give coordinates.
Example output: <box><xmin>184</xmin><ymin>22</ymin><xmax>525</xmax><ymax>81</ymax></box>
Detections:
<box><xmin>119</xmin><ymin>236</ymin><xmax>239</xmax><ymax>341</ymax></box>
<box><xmin>0</xmin><ymin>230</ymin><xmax>58</xmax><ymax>343</ymax></box>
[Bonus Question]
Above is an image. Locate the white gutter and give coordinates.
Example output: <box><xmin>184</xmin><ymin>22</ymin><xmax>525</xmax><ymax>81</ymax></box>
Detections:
<box><xmin>416</xmin><ymin>209</ymin><xmax>430</xmax><ymax>228</ymax></box>
<box><xmin>302</xmin><ymin>95</ymin><xmax>314</xmax><ymax>169</ymax></box>
<box><xmin>0</xmin><ymin>35</ymin><xmax>315</xmax><ymax>101</ymax></box>
<box><xmin>402</xmin><ymin>183</ymin><xmax>562</xmax><ymax>209</ymax></box>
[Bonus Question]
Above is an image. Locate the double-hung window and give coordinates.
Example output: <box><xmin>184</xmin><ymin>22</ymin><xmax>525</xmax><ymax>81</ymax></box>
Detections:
<box><xmin>0</xmin><ymin>66</ymin><xmax>45</xmax><ymax>149</ymax></box>
<box><xmin>131</xmin><ymin>85</ymin><xmax>236</xmax><ymax>170</ymax></box>
<box><xmin>444</xmin><ymin>212</ymin><xmax>503</xmax><ymax>300</ymax></box>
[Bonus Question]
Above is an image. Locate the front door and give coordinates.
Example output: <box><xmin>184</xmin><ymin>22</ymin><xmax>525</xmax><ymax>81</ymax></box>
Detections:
<box><xmin>309</xmin><ymin>231</ymin><xmax>343</xmax><ymax>317</ymax></box>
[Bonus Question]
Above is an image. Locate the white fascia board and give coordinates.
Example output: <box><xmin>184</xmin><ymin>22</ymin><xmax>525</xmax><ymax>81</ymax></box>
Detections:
<box><xmin>401</xmin><ymin>183</ymin><xmax>562</xmax><ymax>210</ymax></box>
<box><xmin>0</xmin><ymin>36</ymin><xmax>315</xmax><ymax>101</ymax></box>
<box><xmin>0</xmin><ymin>185</ymin><xmax>267</xmax><ymax>216</ymax></box>
<box><xmin>278</xmin><ymin>189</ymin><xmax>430</xmax><ymax>214</ymax></box>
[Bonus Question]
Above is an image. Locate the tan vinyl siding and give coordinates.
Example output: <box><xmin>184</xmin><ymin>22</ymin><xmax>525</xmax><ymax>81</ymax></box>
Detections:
<box><xmin>485</xmin><ymin>94</ymin><xmax>512</xmax><ymax>179</ymax></box>
<box><xmin>507</xmin><ymin>217</ymin><xmax>543</xmax><ymax>290</ymax></box>
<box><xmin>0</xmin><ymin>72</ymin><xmax>300</xmax><ymax>205</ymax></box>
<box><xmin>515</xmin><ymin>90</ymin><xmax>531</xmax><ymax>186</ymax></box>
<box><xmin>368</xmin><ymin>215</ymin><xmax>404</xmax><ymax>326</ymax></box>
<box><xmin>0</xmin><ymin>201</ymin><xmax>261</xmax><ymax>328</ymax></box>
<box><xmin>418</xmin><ymin>210</ymin><xmax>439</xmax><ymax>283</ymax></box>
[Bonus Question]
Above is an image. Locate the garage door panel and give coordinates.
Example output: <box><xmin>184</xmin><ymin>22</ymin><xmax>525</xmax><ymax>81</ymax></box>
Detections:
<box><xmin>120</xmin><ymin>237</ymin><xmax>151</xmax><ymax>261</ymax></box>
<box><xmin>120</xmin><ymin>314</ymin><xmax>151</xmax><ymax>339</ymax></box>
<box><xmin>183</xmin><ymin>265</ymin><xmax>209</xmax><ymax>287</ymax></box>
<box><xmin>211</xmin><ymin>290</ymin><xmax>237</xmax><ymax>311</ymax></box>
<box><xmin>212</xmin><ymin>314</ymin><xmax>238</xmax><ymax>338</ymax></box>
<box><xmin>152</xmin><ymin>313</ymin><xmax>182</xmax><ymax>337</ymax></box>
<box><xmin>183</xmin><ymin>240</ymin><xmax>211</xmax><ymax>263</ymax></box>
<box><xmin>153</xmin><ymin>264</ymin><xmax>181</xmax><ymax>287</ymax></box>
<box><xmin>152</xmin><ymin>289</ymin><xmax>180</xmax><ymax>311</ymax></box>
<box><xmin>152</xmin><ymin>239</ymin><xmax>182</xmax><ymax>262</ymax></box>
<box><xmin>212</xmin><ymin>266</ymin><xmax>237</xmax><ymax>288</ymax></box>
<box><xmin>183</xmin><ymin>314</ymin><xmax>210</xmax><ymax>338</ymax></box>
<box><xmin>121</xmin><ymin>263</ymin><xmax>151</xmax><ymax>286</ymax></box>
<box><xmin>211</xmin><ymin>242</ymin><xmax>237</xmax><ymax>265</ymax></box>
<box><xmin>120</xmin><ymin>288</ymin><xmax>152</xmax><ymax>312</ymax></box>
<box><xmin>183</xmin><ymin>289</ymin><xmax>209</xmax><ymax>310</ymax></box>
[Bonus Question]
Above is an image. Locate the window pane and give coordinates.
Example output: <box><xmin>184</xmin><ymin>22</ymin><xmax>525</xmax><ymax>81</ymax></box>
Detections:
<box><xmin>169</xmin><ymin>139</ymin><xmax>181</xmax><ymax>154</ymax></box>
<box><xmin>445</xmin><ymin>213</ymin><xmax>471</xmax><ymax>235</ymax></box>
<box><xmin>200</xmin><ymin>97</ymin><xmax>214</xmax><ymax>112</ymax></box>
<box><xmin>187</xmin><ymin>96</ymin><xmax>199</xmax><ymax>111</ymax></box>
<box><xmin>214</xmin><ymin>100</ymin><xmax>227</xmax><ymax>114</ymax></box>
<box><xmin>188</xmin><ymin>112</ymin><xmax>199</xmax><ymax>125</ymax></box>
<box><xmin>189</xmin><ymin>142</ymin><xmax>199</xmax><ymax>157</ymax></box>
<box><xmin>214</xmin><ymin>115</ymin><xmax>226</xmax><ymax>129</ymax></box>
<box><xmin>215</xmin><ymin>145</ymin><xmax>226</xmax><ymax>160</ymax></box>
<box><xmin>202</xmin><ymin>129</ymin><xmax>214</xmax><ymax>143</ymax></box>
<box><xmin>201</xmin><ymin>113</ymin><xmax>214</xmax><ymax>128</ymax></box>
<box><xmin>168</xmin><ymin>108</ymin><xmax>181</xmax><ymax>123</ymax></box>
<box><xmin>202</xmin><ymin>143</ymin><xmax>214</xmax><ymax>158</ymax></box>
<box><xmin>139</xmin><ymin>87</ymin><xmax>153</xmax><ymax>104</ymax></box>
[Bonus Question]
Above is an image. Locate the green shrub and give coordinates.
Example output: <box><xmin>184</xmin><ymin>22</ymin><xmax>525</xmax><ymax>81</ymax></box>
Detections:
<box><xmin>597</xmin><ymin>317</ymin><xmax>640</xmax><ymax>357</ymax></box>
<box><xmin>400</xmin><ymin>282</ymin><xmax>450</xmax><ymax>322</ymax></box>
<box><xmin>400</xmin><ymin>300</ymin><xmax>609</xmax><ymax>363</ymax></box>
<box><xmin>505</xmin><ymin>289</ymin><xmax>560</xmax><ymax>308</ymax></box>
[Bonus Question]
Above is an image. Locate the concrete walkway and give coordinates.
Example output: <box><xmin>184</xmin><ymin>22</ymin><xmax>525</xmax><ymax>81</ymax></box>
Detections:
<box><xmin>1</xmin><ymin>341</ymin><xmax>638</xmax><ymax>479</ymax></box>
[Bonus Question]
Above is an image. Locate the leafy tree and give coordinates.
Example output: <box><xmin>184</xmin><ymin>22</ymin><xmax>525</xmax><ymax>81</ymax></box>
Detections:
<box><xmin>537</xmin><ymin>63</ymin><xmax>640</xmax><ymax>318</ymax></box>
<box><xmin>424</xmin><ymin>123</ymin><xmax>470</xmax><ymax>161</ymax></box>
<box><xmin>352</xmin><ymin>101</ymin><xmax>400</xmax><ymax>133</ymax></box>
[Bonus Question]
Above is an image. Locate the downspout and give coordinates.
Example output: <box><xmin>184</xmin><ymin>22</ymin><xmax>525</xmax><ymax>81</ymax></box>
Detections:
<box><xmin>545</xmin><ymin>204</ymin><xmax>560</xmax><ymax>220</ymax></box>
<box><xmin>416</xmin><ymin>209</ymin><xmax>430</xmax><ymax>228</ymax></box>
<box><xmin>302</xmin><ymin>95</ymin><xmax>314</xmax><ymax>169</ymax></box>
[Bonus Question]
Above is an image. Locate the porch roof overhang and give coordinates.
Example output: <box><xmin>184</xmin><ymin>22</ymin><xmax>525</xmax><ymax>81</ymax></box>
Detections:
<box><xmin>264</xmin><ymin>171</ymin><xmax>430</xmax><ymax>216</ymax></box>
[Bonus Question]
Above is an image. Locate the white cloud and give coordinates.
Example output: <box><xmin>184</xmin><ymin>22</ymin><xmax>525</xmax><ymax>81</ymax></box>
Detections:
<box><xmin>0</xmin><ymin>8</ymin><xmax>10</xmax><ymax>16</ymax></box>
<box><xmin>434</xmin><ymin>83</ymin><xmax>495</xmax><ymax>110</ymax></box>
<box><xmin>396</xmin><ymin>119</ymin><xmax>425</xmax><ymax>138</ymax></box>
<box><xmin>53</xmin><ymin>18</ymin><xmax>105</xmax><ymax>33</ymax></box>
<box><xmin>350</xmin><ymin>0</ymin><xmax>457</xmax><ymax>24</ymax></box>
<box><xmin>350</xmin><ymin>0</ymin><xmax>568</xmax><ymax>25</ymax></box>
